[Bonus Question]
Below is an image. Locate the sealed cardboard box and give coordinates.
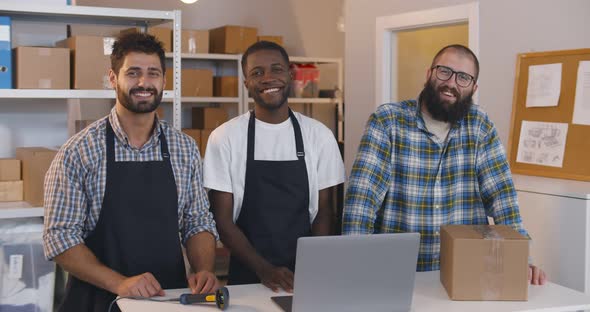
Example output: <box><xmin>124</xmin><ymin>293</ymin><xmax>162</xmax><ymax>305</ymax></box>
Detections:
<box><xmin>15</xmin><ymin>147</ymin><xmax>57</xmax><ymax>207</ymax></box>
<box><xmin>214</xmin><ymin>76</ymin><xmax>238</xmax><ymax>97</ymax></box>
<box><xmin>440</xmin><ymin>225</ymin><xmax>529</xmax><ymax>301</ymax></box>
<box><xmin>14</xmin><ymin>47</ymin><xmax>69</xmax><ymax>89</ymax></box>
<box><xmin>165</xmin><ymin>69</ymin><xmax>213</xmax><ymax>97</ymax></box>
<box><xmin>209</xmin><ymin>25</ymin><xmax>257</xmax><ymax>54</ymax></box>
<box><xmin>257</xmin><ymin>35</ymin><xmax>283</xmax><ymax>46</ymax></box>
<box><xmin>182</xmin><ymin>29</ymin><xmax>209</xmax><ymax>54</ymax></box>
<box><xmin>182</xmin><ymin>129</ymin><xmax>201</xmax><ymax>146</ymax></box>
<box><xmin>0</xmin><ymin>16</ymin><xmax>12</xmax><ymax>89</ymax></box>
<box><xmin>0</xmin><ymin>159</ymin><xmax>20</xmax><ymax>181</ymax></box>
<box><xmin>201</xmin><ymin>129</ymin><xmax>213</xmax><ymax>157</ymax></box>
<box><xmin>0</xmin><ymin>180</ymin><xmax>23</xmax><ymax>202</ymax></box>
<box><xmin>56</xmin><ymin>36</ymin><xmax>113</xmax><ymax>89</ymax></box>
<box><xmin>121</xmin><ymin>27</ymin><xmax>171</xmax><ymax>52</ymax></box>
<box><xmin>192</xmin><ymin>107</ymin><xmax>227</xmax><ymax>130</ymax></box>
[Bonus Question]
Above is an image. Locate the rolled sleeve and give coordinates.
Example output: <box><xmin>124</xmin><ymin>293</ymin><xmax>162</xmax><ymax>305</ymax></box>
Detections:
<box><xmin>181</xmin><ymin>149</ymin><xmax>219</xmax><ymax>244</ymax></box>
<box><xmin>43</xmin><ymin>148</ymin><xmax>87</xmax><ymax>260</ymax></box>
<box><xmin>343</xmin><ymin>110</ymin><xmax>392</xmax><ymax>235</ymax></box>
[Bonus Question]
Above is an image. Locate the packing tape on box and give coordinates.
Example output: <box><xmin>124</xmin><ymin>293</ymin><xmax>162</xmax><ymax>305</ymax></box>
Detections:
<box><xmin>188</xmin><ymin>37</ymin><xmax>197</xmax><ymax>54</ymax></box>
<box><xmin>38</xmin><ymin>78</ymin><xmax>51</xmax><ymax>89</ymax></box>
<box><xmin>38</xmin><ymin>48</ymin><xmax>51</xmax><ymax>57</ymax></box>
<box><xmin>473</xmin><ymin>225</ymin><xmax>503</xmax><ymax>300</ymax></box>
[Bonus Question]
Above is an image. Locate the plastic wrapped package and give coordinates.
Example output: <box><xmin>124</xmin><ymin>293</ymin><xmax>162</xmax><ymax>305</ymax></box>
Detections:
<box><xmin>290</xmin><ymin>63</ymin><xmax>320</xmax><ymax>98</ymax></box>
<box><xmin>0</xmin><ymin>219</ymin><xmax>55</xmax><ymax>312</ymax></box>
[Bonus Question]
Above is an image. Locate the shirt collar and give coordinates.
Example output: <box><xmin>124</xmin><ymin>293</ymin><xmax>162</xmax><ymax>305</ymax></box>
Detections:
<box><xmin>108</xmin><ymin>106</ymin><xmax>162</xmax><ymax>149</ymax></box>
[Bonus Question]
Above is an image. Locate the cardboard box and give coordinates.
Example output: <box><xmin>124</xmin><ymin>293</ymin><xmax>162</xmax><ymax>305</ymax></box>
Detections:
<box><xmin>0</xmin><ymin>180</ymin><xmax>23</xmax><ymax>202</ymax></box>
<box><xmin>182</xmin><ymin>29</ymin><xmax>209</xmax><ymax>54</ymax></box>
<box><xmin>56</xmin><ymin>36</ymin><xmax>113</xmax><ymax>89</ymax></box>
<box><xmin>15</xmin><ymin>147</ymin><xmax>57</xmax><ymax>207</ymax></box>
<box><xmin>209</xmin><ymin>25</ymin><xmax>257</xmax><ymax>54</ymax></box>
<box><xmin>0</xmin><ymin>158</ymin><xmax>21</xmax><ymax>181</ymax></box>
<box><xmin>166</xmin><ymin>69</ymin><xmax>213</xmax><ymax>97</ymax></box>
<box><xmin>0</xmin><ymin>16</ymin><xmax>12</xmax><ymax>89</ymax></box>
<box><xmin>257</xmin><ymin>35</ymin><xmax>283</xmax><ymax>46</ymax></box>
<box><xmin>192</xmin><ymin>107</ymin><xmax>227</xmax><ymax>130</ymax></box>
<box><xmin>14</xmin><ymin>47</ymin><xmax>69</xmax><ymax>89</ymax></box>
<box><xmin>182</xmin><ymin>128</ymin><xmax>201</xmax><ymax>145</ymax></box>
<box><xmin>440</xmin><ymin>225</ymin><xmax>529</xmax><ymax>301</ymax></box>
<box><xmin>201</xmin><ymin>129</ymin><xmax>213</xmax><ymax>156</ymax></box>
<box><xmin>214</xmin><ymin>76</ymin><xmax>238</xmax><ymax>97</ymax></box>
<box><xmin>121</xmin><ymin>27</ymin><xmax>171</xmax><ymax>52</ymax></box>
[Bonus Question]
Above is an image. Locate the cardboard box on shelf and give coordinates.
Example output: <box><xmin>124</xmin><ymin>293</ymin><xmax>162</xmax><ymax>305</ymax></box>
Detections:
<box><xmin>200</xmin><ymin>129</ymin><xmax>213</xmax><ymax>157</ymax></box>
<box><xmin>56</xmin><ymin>36</ymin><xmax>113</xmax><ymax>89</ymax></box>
<box><xmin>121</xmin><ymin>27</ymin><xmax>171</xmax><ymax>52</ymax></box>
<box><xmin>0</xmin><ymin>180</ymin><xmax>23</xmax><ymax>202</ymax></box>
<box><xmin>213</xmin><ymin>76</ymin><xmax>238</xmax><ymax>97</ymax></box>
<box><xmin>15</xmin><ymin>147</ymin><xmax>57</xmax><ymax>207</ymax></box>
<box><xmin>191</xmin><ymin>107</ymin><xmax>227</xmax><ymax>130</ymax></box>
<box><xmin>0</xmin><ymin>158</ymin><xmax>21</xmax><ymax>181</ymax></box>
<box><xmin>440</xmin><ymin>225</ymin><xmax>529</xmax><ymax>301</ymax></box>
<box><xmin>257</xmin><ymin>35</ymin><xmax>283</xmax><ymax>46</ymax></box>
<box><xmin>14</xmin><ymin>47</ymin><xmax>69</xmax><ymax>89</ymax></box>
<box><xmin>182</xmin><ymin>129</ymin><xmax>201</xmax><ymax>146</ymax></box>
<box><xmin>209</xmin><ymin>25</ymin><xmax>257</xmax><ymax>54</ymax></box>
<box><xmin>182</xmin><ymin>29</ymin><xmax>209</xmax><ymax>54</ymax></box>
<box><xmin>0</xmin><ymin>16</ymin><xmax>13</xmax><ymax>89</ymax></box>
<box><xmin>165</xmin><ymin>69</ymin><xmax>213</xmax><ymax>97</ymax></box>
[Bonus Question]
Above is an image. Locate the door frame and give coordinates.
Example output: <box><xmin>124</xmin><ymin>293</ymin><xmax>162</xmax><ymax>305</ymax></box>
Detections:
<box><xmin>375</xmin><ymin>3</ymin><xmax>479</xmax><ymax>107</ymax></box>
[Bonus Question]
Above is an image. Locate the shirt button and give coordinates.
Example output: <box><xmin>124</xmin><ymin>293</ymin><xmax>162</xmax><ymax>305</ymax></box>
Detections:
<box><xmin>434</xmin><ymin>204</ymin><xmax>440</xmax><ymax>209</ymax></box>
<box><xmin>435</xmin><ymin>231</ymin><xmax>440</xmax><ymax>236</ymax></box>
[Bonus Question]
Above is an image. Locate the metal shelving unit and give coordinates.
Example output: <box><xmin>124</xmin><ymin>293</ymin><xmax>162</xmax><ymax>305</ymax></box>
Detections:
<box><xmin>0</xmin><ymin>4</ymin><xmax>181</xmax><ymax>219</ymax></box>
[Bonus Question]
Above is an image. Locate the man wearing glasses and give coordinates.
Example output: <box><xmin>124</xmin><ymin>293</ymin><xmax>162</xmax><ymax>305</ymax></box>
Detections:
<box><xmin>343</xmin><ymin>44</ymin><xmax>547</xmax><ymax>285</ymax></box>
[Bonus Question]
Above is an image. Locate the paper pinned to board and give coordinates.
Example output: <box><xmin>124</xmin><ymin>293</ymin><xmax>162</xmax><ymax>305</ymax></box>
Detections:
<box><xmin>526</xmin><ymin>63</ymin><xmax>562</xmax><ymax>107</ymax></box>
<box><xmin>573</xmin><ymin>61</ymin><xmax>590</xmax><ymax>125</ymax></box>
<box><xmin>516</xmin><ymin>121</ymin><xmax>568</xmax><ymax>168</ymax></box>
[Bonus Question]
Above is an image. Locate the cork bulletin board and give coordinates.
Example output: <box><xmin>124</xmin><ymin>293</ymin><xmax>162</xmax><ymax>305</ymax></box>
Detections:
<box><xmin>508</xmin><ymin>48</ymin><xmax>590</xmax><ymax>182</ymax></box>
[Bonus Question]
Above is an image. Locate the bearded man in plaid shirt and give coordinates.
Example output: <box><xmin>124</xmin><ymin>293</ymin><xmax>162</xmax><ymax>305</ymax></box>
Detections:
<box><xmin>343</xmin><ymin>44</ymin><xmax>546</xmax><ymax>285</ymax></box>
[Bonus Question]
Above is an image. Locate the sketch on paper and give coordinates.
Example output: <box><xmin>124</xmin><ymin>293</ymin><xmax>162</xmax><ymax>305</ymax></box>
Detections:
<box><xmin>526</xmin><ymin>63</ymin><xmax>562</xmax><ymax>108</ymax></box>
<box><xmin>516</xmin><ymin>121</ymin><xmax>568</xmax><ymax>168</ymax></box>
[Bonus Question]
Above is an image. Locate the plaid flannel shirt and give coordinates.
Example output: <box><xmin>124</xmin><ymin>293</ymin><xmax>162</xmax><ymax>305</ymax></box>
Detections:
<box><xmin>43</xmin><ymin>107</ymin><xmax>218</xmax><ymax>260</ymax></box>
<box><xmin>343</xmin><ymin>100</ymin><xmax>528</xmax><ymax>271</ymax></box>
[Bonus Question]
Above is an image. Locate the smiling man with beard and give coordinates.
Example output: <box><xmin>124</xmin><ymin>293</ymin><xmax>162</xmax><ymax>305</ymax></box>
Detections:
<box><xmin>203</xmin><ymin>41</ymin><xmax>345</xmax><ymax>292</ymax></box>
<box><xmin>343</xmin><ymin>44</ymin><xmax>547</xmax><ymax>285</ymax></box>
<box><xmin>43</xmin><ymin>32</ymin><xmax>219</xmax><ymax>312</ymax></box>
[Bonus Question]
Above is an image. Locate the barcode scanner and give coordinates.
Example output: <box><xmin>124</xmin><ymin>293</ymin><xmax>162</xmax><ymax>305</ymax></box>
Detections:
<box><xmin>179</xmin><ymin>286</ymin><xmax>230</xmax><ymax>310</ymax></box>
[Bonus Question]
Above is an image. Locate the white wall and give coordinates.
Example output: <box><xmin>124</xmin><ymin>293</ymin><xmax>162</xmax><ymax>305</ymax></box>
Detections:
<box><xmin>344</xmin><ymin>0</ymin><xmax>590</xmax><ymax>176</ymax></box>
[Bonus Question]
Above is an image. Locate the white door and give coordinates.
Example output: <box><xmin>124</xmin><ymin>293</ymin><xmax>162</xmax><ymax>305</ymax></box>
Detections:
<box><xmin>375</xmin><ymin>3</ymin><xmax>479</xmax><ymax>106</ymax></box>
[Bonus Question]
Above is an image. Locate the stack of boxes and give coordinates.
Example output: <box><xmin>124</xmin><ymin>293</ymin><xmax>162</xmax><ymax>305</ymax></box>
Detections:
<box><xmin>15</xmin><ymin>147</ymin><xmax>57</xmax><ymax>207</ymax></box>
<box><xmin>0</xmin><ymin>159</ymin><xmax>22</xmax><ymax>202</ymax></box>
<box><xmin>182</xmin><ymin>107</ymin><xmax>228</xmax><ymax>157</ymax></box>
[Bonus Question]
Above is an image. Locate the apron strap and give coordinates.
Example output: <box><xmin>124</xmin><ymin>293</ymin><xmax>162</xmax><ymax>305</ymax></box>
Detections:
<box><xmin>106</xmin><ymin>119</ymin><xmax>170</xmax><ymax>160</ymax></box>
<box><xmin>247</xmin><ymin>108</ymin><xmax>305</xmax><ymax>161</ymax></box>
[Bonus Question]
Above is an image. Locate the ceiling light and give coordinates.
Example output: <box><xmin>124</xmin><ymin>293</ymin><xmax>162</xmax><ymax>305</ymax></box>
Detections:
<box><xmin>180</xmin><ymin>0</ymin><xmax>198</xmax><ymax>3</ymax></box>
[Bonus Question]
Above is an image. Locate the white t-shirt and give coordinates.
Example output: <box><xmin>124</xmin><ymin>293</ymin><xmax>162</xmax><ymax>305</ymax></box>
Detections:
<box><xmin>203</xmin><ymin>111</ymin><xmax>346</xmax><ymax>223</ymax></box>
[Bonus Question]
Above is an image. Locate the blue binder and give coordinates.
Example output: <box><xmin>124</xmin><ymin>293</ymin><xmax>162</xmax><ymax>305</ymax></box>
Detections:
<box><xmin>0</xmin><ymin>16</ymin><xmax>11</xmax><ymax>89</ymax></box>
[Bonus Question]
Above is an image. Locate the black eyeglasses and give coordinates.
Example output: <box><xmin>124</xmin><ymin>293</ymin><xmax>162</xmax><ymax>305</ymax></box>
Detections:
<box><xmin>431</xmin><ymin>65</ymin><xmax>476</xmax><ymax>87</ymax></box>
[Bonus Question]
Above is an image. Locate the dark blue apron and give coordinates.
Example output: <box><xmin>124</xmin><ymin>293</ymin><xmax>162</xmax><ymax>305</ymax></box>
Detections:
<box><xmin>227</xmin><ymin>109</ymin><xmax>312</xmax><ymax>284</ymax></box>
<box><xmin>57</xmin><ymin>120</ymin><xmax>186</xmax><ymax>312</ymax></box>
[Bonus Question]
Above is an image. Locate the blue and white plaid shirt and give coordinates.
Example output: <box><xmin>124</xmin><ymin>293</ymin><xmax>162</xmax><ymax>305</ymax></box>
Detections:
<box><xmin>43</xmin><ymin>107</ymin><xmax>218</xmax><ymax>260</ymax></box>
<box><xmin>342</xmin><ymin>100</ymin><xmax>528</xmax><ymax>271</ymax></box>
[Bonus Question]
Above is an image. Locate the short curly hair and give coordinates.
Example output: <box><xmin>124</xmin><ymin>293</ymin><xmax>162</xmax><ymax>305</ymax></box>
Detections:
<box><xmin>110</xmin><ymin>31</ymin><xmax>166</xmax><ymax>75</ymax></box>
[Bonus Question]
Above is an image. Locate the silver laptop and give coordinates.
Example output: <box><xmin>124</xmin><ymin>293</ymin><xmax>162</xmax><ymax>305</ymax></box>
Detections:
<box><xmin>271</xmin><ymin>233</ymin><xmax>420</xmax><ymax>312</ymax></box>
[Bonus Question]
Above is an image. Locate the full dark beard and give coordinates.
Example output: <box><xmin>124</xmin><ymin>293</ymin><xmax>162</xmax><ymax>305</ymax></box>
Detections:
<box><xmin>251</xmin><ymin>83</ymin><xmax>291</xmax><ymax>111</ymax></box>
<box><xmin>418</xmin><ymin>79</ymin><xmax>474</xmax><ymax>124</ymax></box>
<box><xmin>118</xmin><ymin>87</ymin><xmax>163</xmax><ymax>114</ymax></box>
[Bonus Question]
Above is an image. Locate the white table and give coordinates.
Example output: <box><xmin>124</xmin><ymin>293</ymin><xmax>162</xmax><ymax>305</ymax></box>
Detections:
<box><xmin>117</xmin><ymin>271</ymin><xmax>590</xmax><ymax>311</ymax></box>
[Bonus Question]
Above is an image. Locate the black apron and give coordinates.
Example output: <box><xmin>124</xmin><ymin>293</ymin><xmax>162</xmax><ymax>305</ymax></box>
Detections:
<box><xmin>58</xmin><ymin>120</ymin><xmax>186</xmax><ymax>312</ymax></box>
<box><xmin>227</xmin><ymin>109</ymin><xmax>312</xmax><ymax>285</ymax></box>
